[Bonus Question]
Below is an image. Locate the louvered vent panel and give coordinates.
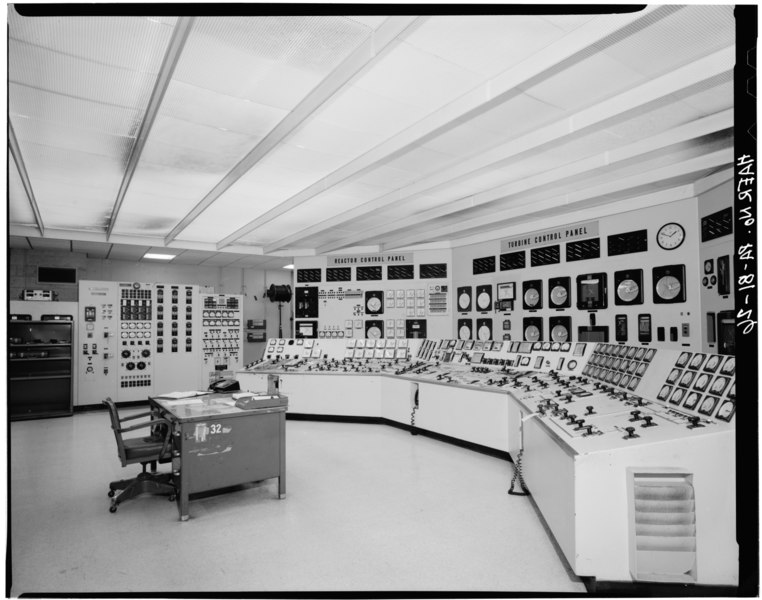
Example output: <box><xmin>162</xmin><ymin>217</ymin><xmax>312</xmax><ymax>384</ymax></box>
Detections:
<box><xmin>297</xmin><ymin>268</ymin><xmax>322</xmax><ymax>283</ymax></box>
<box><xmin>472</xmin><ymin>256</ymin><xmax>496</xmax><ymax>275</ymax></box>
<box><xmin>566</xmin><ymin>238</ymin><xmax>600</xmax><ymax>262</ymax></box>
<box><xmin>629</xmin><ymin>473</ymin><xmax>697</xmax><ymax>583</ymax></box>
<box><xmin>420</xmin><ymin>263</ymin><xmax>448</xmax><ymax>279</ymax></box>
<box><xmin>531</xmin><ymin>245</ymin><xmax>560</xmax><ymax>267</ymax></box>
<box><xmin>326</xmin><ymin>267</ymin><xmax>351</xmax><ymax>282</ymax></box>
<box><xmin>356</xmin><ymin>266</ymin><xmax>382</xmax><ymax>281</ymax></box>
<box><xmin>608</xmin><ymin>230</ymin><xmax>648</xmax><ymax>256</ymax></box>
<box><xmin>387</xmin><ymin>264</ymin><xmax>414</xmax><ymax>280</ymax></box>
<box><xmin>701</xmin><ymin>207</ymin><xmax>733</xmax><ymax>242</ymax></box>
<box><xmin>500</xmin><ymin>251</ymin><xmax>526</xmax><ymax>271</ymax></box>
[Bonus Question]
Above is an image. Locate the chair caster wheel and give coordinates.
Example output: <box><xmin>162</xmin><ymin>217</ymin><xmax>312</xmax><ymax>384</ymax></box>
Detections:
<box><xmin>169</xmin><ymin>495</ymin><xmax>176</xmax><ymax>502</ymax></box>
<box><xmin>109</xmin><ymin>505</ymin><xmax>117</xmax><ymax>513</ymax></box>
<box><xmin>108</xmin><ymin>490</ymin><xmax>115</xmax><ymax>498</ymax></box>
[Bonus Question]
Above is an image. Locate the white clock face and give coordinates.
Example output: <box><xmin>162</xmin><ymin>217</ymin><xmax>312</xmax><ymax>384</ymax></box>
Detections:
<box><xmin>524</xmin><ymin>288</ymin><xmax>540</xmax><ymax>307</ymax></box>
<box><xmin>459</xmin><ymin>325</ymin><xmax>471</xmax><ymax>340</ymax></box>
<box><xmin>366</xmin><ymin>326</ymin><xmax>382</xmax><ymax>339</ymax></box>
<box><xmin>656</xmin><ymin>275</ymin><xmax>682</xmax><ymax>300</ymax></box>
<box><xmin>550</xmin><ymin>285</ymin><xmax>567</xmax><ymax>306</ymax></box>
<box><xmin>458</xmin><ymin>292</ymin><xmax>470</xmax><ymax>310</ymax></box>
<box><xmin>478</xmin><ymin>325</ymin><xmax>491</xmax><ymax>341</ymax></box>
<box><xmin>551</xmin><ymin>324</ymin><xmax>568</xmax><ymax>342</ymax></box>
<box><xmin>477</xmin><ymin>292</ymin><xmax>491</xmax><ymax>310</ymax></box>
<box><xmin>657</xmin><ymin>222</ymin><xmax>685</xmax><ymax>250</ymax></box>
<box><xmin>616</xmin><ymin>279</ymin><xmax>640</xmax><ymax>303</ymax></box>
<box><xmin>524</xmin><ymin>325</ymin><xmax>540</xmax><ymax>342</ymax></box>
<box><xmin>367</xmin><ymin>297</ymin><xmax>382</xmax><ymax>313</ymax></box>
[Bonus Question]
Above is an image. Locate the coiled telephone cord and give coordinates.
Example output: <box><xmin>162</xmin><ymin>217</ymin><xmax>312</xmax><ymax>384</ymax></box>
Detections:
<box><xmin>410</xmin><ymin>404</ymin><xmax>419</xmax><ymax>435</ymax></box>
<box><xmin>508</xmin><ymin>449</ymin><xmax>530</xmax><ymax>496</ymax></box>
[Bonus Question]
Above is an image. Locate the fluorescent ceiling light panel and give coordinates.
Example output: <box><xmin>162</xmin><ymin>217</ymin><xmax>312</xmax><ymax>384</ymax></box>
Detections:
<box><xmin>283</xmin><ymin>264</ymin><xmax>294</xmax><ymax>269</ymax></box>
<box><xmin>143</xmin><ymin>252</ymin><xmax>176</xmax><ymax>260</ymax></box>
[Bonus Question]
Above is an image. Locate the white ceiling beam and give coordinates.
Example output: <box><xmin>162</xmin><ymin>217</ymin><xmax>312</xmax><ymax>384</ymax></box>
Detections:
<box><xmin>8</xmin><ymin>121</ymin><xmax>45</xmax><ymax>236</ymax></box>
<box><xmin>259</xmin><ymin>6</ymin><xmax>680</xmax><ymax>253</ymax></box>
<box><xmin>381</xmin><ymin>148</ymin><xmax>733</xmax><ymax>249</ymax></box>
<box><xmin>106</xmin><ymin>16</ymin><xmax>196</xmax><ymax>239</ymax></box>
<box><xmin>692</xmin><ymin>167</ymin><xmax>734</xmax><ymax>196</ymax></box>
<box><xmin>311</xmin><ymin>46</ymin><xmax>734</xmax><ymax>254</ymax></box>
<box><xmin>164</xmin><ymin>16</ymin><xmax>425</xmax><ymax>247</ymax></box>
<box><xmin>315</xmin><ymin>108</ymin><xmax>733</xmax><ymax>253</ymax></box>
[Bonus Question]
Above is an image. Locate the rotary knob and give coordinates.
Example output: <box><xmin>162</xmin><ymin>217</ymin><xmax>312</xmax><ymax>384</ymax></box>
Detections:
<box><xmin>623</xmin><ymin>426</ymin><xmax>639</xmax><ymax>439</ymax></box>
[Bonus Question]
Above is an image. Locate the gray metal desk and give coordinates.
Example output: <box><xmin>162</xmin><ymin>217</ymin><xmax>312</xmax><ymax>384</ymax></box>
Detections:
<box><xmin>151</xmin><ymin>392</ymin><xmax>287</xmax><ymax>520</ymax></box>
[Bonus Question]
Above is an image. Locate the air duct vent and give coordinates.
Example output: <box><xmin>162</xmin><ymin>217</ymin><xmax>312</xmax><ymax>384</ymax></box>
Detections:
<box><xmin>500</xmin><ymin>251</ymin><xmax>525</xmax><ymax>271</ymax></box>
<box><xmin>531</xmin><ymin>245</ymin><xmax>561</xmax><ymax>267</ymax></box>
<box><xmin>608</xmin><ymin>230</ymin><xmax>648</xmax><ymax>256</ymax></box>
<box><xmin>387</xmin><ymin>264</ymin><xmax>414</xmax><ymax>280</ymax></box>
<box><xmin>420</xmin><ymin>263</ymin><xmax>447</xmax><ymax>279</ymax></box>
<box><xmin>356</xmin><ymin>266</ymin><xmax>382</xmax><ymax>281</ymax></box>
<box><xmin>296</xmin><ymin>268</ymin><xmax>322</xmax><ymax>283</ymax></box>
<box><xmin>326</xmin><ymin>267</ymin><xmax>351</xmax><ymax>282</ymax></box>
<box><xmin>472</xmin><ymin>256</ymin><xmax>496</xmax><ymax>275</ymax></box>
<box><xmin>701</xmin><ymin>207</ymin><xmax>733</xmax><ymax>242</ymax></box>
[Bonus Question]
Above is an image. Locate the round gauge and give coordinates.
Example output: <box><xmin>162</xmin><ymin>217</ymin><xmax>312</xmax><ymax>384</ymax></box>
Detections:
<box><xmin>366</xmin><ymin>326</ymin><xmax>382</xmax><ymax>339</ymax></box>
<box><xmin>550</xmin><ymin>285</ymin><xmax>567</xmax><ymax>306</ymax></box>
<box><xmin>657</xmin><ymin>222</ymin><xmax>685</xmax><ymax>250</ymax></box>
<box><xmin>689</xmin><ymin>354</ymin><xmax>704</xmax><ymax>369</ymax></box>
<box><xmin>694</xmin><ymin>374</ymin><xmax>709</xmax><ymax>390</ymax></box>
<box><xmin>684</xmin><ymin>393</ymin><xmax>700</xmax><ymax>409</ymax></box>
<box><xmin>728</xmin><ymin>383</ymin><xmax>735</xmax><ymax>398</ymax></box>
<box><xmin>567</xmin><ymin>360</ymin><xmax>577</xmax><ymax>370</ymax></box>
<box><xmin>710</xmin><ymin>275</ymin><xmax>717</xmax><ymax>285</ymax></box>
<box><xmin>551</xmin><ymin>325</ymin><xmax>568</xmax><ymax>342</ymax></box>
<box><xmin>120</xmin><ymin>332</ymin><xmax>128</xmax><ymax>339</ymax></box>
<box><xmin>542</xmin><ymin>342</ymin><xmax>551</xmax><ymax>351</ymax></box>
<box><xmin>721</xmin><ymin>357</ymin><xmax>735</xmax><ymax>374</ymax></box>
<box><xmin>551</xmin><ymin>342</ymin><xmax>561</xmax><ymax>351</ymax></box>
<box><xmin>655</xmin><ymin>275</ymin><xmax>682</xmax><ymax>301</ymax></box>
<box><xmin>616</xmin><ymin>279</ymin><xmax>640</xmax><ymax>303</ymax></box>
<box><xmin>680</xmin><ymin>372</ymin><xmax>694</xmax><ymax>386</ymax></box>
<box><xmin>478</xmin><ymin>325</ymin><xmax>491</xmax><ymax>341</ymax></box>
<box><xmin>458</xmin><ymin>293</ymin><xmax>470</xmax><ymax>311</ymax></box>
<box><xmin>524</xmin><ymin>288</ymin><xmax>540</xmax><ymax>308</ymax></box>
<box><xmin>667</xmin><ymin>368</ymin><xmax>680</xmax><ymax>383</ymax></box>
<box><xmin>702</xmin><ymin>277</ymin><xmax>709</xmax><ymax>287</ymax></box>
<box><xmin>477</xmin><ymin>292</ymin><xmax>491</xmax><ymax>310</ymax></box>
<box><xmin>671</xmin><ymin>388</ymin><xmax>685</xmax><ymax>403</ymax></box>
<box><xmin>561</xmin><ymin>343</ymin><xmax>571</xmax><ymax>352</ymax></box>
<box><xmin>677</xmin><ymin>352</ymin><xmax>690</xmax><ymax>366</ymax></box>
<box><xmin>704</xmin><ymin>355</ymin><xmax>720</xmax><ymax>371</ymax></box>
<box><xmin>700</xmin><ymin>397</ymin><xmax>717</xmax><ymax>414</ymax></box>
<box><xmin>710</xmin><ymin>378</ymin><xmax>727</xmax><ymax>394</ymax></box>
<box><xmin>459</xmin><ymin>325</ymin><xmax>471</xmax><ymax>340</ymax></box>
<box><xmin>533</xmin><ymin>342</ymin><xmax>543</xmax><ymax>350</ymax></box>
<box><xmin>525</xmin><ymin>326</ymin><xmax>541</xmax><ymax>342</ymax></box>
<box><xmin>367</xmin><ymin>297</ymin><xmax>382</xmax><ymax>313</ymax></box>
<box><xmin>658</xmin><ymin>385</ymin><xmax>670</xmax><ymax>400</ymax></box>
<box><xmin>704</xmin><ymin>260</ymin><xmax>713</xmax><ymax>274</ymax></box>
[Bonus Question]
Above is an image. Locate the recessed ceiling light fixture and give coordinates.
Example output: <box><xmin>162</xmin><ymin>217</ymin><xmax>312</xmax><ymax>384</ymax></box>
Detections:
<box><xmin>283</xmin><ymin>264</ymin><xmax>294</xmax><ymax>269</ymax></box>
<box><xmin>143</xmin><ymin>252</ymin><xmax>176</xmax><ymax>261</ymax></box>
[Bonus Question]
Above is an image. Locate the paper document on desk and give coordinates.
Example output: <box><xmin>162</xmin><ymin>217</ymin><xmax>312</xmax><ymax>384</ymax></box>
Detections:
<box><xmin>233</xmin><ymin>393</ymin><xmax>275</xmax><ymax>400</ymax></box>
<box><xmin>156</xmin><ymin>390</ymin><xmax>210</xmax><ymax>400</ymax></box>
<box><xmin>163</xmin><ymin>398</ymin><xmax>205</xmax><ymax>406</ymax></box>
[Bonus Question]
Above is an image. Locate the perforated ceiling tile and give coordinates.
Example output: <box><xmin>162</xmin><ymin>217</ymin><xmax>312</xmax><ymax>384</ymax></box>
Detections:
<box><xmin>681</xmin><ymin>77</ymin><xmax>733</xmax><ymax>115</ymax></box>
<box><xmin>287</xmin><ymin>118</ymin><xmax>385</xmax><ymax>160</ymax></box>
<box><xmin>262</xmin><ymin>142</ymin><xmax>349</xmax><ymax>178</ymax></box>
<box><xmin>464</xmin><ymin>92</ymin><xmax>567</xmax><ymax>141</ymax></box>
<box><xmin>31</xmin><ymin>180</ymin><xmax>115</xmax><ymax>231</ymax></box>
<box><xmin>8</xmin><ymin>156</ymin><xmax>37</xmax><ymax>225</ymax></box>
<box><xmin>138</xmin><ymin>137</ymin><xmax>241</xmax><ymax>175</ymax></box>
<box><xmin>406</xmin><ymin>15</ymin><xmax>568</xmax><ymax>77</ymax></box>
<box><xmin>421</xmin><ymin>123</ymin><xmax>505</xmax><ymax>161</ymax></box>
<box><xmin>352</xmin><ymin>40</ymin><xmax>483</xmax><ymax>111</ymax></box>
<box><xmin>160</xmin><ymin>80</ymin><xmax>288</xmax><ymax>138</ymax></box>
<box><xmin>149</xmin><ymin>114</ymin><xmax>259</xmax><ymax>161</ymax></box>
<box><xmin>352</xmin><ymin>165</ymin><xmax>421</xmax><ymax>190</ymax></box>
<box><xmin>382</xmin><ymin>145</ymin><xmax>459</xmax><ymax>175</ymax></box>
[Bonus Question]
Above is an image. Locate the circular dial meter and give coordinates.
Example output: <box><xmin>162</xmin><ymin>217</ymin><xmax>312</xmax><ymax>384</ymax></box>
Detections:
<box><xmin>551</xmin><ymin>325</ymin><xmax>568</xmax><ymax>342</ymax></box>
<box><xmin>655</xmin><ymin>275</ymin><xmax>682</xmax><ymax>301</ymax></box>
<box><xmin>616</xmin><ymin>279</ymin><xmax>640</xmax><ymax>303</ymax></box>
<box><xmin>458</xmin><ymin>293</ymin><xmax>470</xmax><ymax>310</ymax></box>
<box><xmin>478</xmin><ymin>325</ymin><xmax>491</xmax><ymax>341</ymax></box>
<box><xmin>366</xmin><ymin>297</ymin><xmax>382</xmax><ymax>313</ymax></box>
<box><xmin>477</xmin><ymin>292</ymin><xmax>491</xmax><ymax>310</ymax></box>
<box><xmin>524</xmin><ymin>325</ymin><xmax>541</xmax><ymax>342</ymax></box>
<box><xmin>524</xmin><ymin>288</ymin><xmax>540</xmax><ymax>308</ymax></box>
<box><xmin>550</xmin><ymin>285</ymin><xmax>567</xmax><ymax>306</ymax></box>
<box><xmin>459</xmin><ymin>325</ymin><xmax>471</xmax><ymax>340</ymax></box>
<box><xmin>366</xmin><ymin>326</ymin><xmax>382</xmax><ymax>339</ymax></box>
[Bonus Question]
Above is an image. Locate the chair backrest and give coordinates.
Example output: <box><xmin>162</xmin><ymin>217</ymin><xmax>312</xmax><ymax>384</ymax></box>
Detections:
<box><xmin>103</xmin><ymin>397</ymin><xmax>128</xmax><ymax>467</ymax></box>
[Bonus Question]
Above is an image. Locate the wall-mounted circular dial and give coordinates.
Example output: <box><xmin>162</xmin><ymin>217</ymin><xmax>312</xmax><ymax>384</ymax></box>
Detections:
<box><xmin>478</xmin><ymin>325</ymin><xmax>491</xmax><ymax>341</ymax></box>
<box><xmin>550</xmin><ymin>285</ymin><xmax>568</xmax><ymax>307</ymax></box>
<box><xmin>477</xmin><ymin>292</ymin><xmax>491</xmax><ymax>310</ymax></box>
<box><xmin>524</xmin><ymin>288</ymin><xmax>540</xmax><ymax>308</ymax></box>
<box><xmin>524</xmin><ymin>325</ymin><xmax>540</xmax><ymax>342</ymax></box>
<box><xmin>655</xmin><ymin>275</ymin><xmax>682</xmax><ymax>301</ymax></box>
<box><xmin>366</xmin><ymin>326</ymin><xmax>382</xmax><ymax>339</ymax></box>
<box><xmin>459</xmin><ymin>325</ymin><xmax>471</xmax><ymax>340</ymax></box>
<box><xmin>657</xmin><ymin>222</ymin><xmax>685</xmax><ymax>250</ymax></box>
<box><xmin>458</xmin><ymin>292</ymin><xmax>471</xmax><ymax>310</ymax></box>
<box><xmin>366</xmin><ymin>297</ymin><xmax>382</xmax><ymax>313</ymax></box>
<box><xmin>616</xmin><ymin>279</ymin><xmax>640</xmax><ymax>303</ymax></box>
<box><xmin>551</xmin><ymin>324</ymin><xmax>568</xmax><ymax>342</ymax></box>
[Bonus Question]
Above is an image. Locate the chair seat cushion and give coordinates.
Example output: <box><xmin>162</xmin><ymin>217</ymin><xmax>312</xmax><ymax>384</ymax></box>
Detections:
<box><xmin>123</xmin><ymin>435</ymin><xmax>169</xmax><ymax>462</ymax></box>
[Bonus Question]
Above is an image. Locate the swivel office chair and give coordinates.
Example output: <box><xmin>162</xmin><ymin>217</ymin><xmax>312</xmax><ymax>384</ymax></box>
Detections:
<box><xmin>103</xmin><ymin>398</ymin><xmax>176</xmax><ymax>513</ymax></box>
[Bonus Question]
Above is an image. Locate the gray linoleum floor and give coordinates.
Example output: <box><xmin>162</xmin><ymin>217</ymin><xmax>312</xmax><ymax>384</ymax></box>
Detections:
<box><xmin>9</xmin><ymin>409</ymin><xmax>585</xmax><ymax>595</ymax></box>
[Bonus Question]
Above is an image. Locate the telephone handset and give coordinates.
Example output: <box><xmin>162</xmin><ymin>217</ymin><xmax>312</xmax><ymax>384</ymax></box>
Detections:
<box><xmin>209</xmin><ymin>378</ymin><xmax>240</xmax><ymax>392</ymax></box>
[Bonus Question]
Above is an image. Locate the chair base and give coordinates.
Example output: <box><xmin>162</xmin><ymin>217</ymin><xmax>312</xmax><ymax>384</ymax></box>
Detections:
<box><xmin>108</xmin><ymin>471</ymin><xmax>175</xmax><ymax>512</ymax></box>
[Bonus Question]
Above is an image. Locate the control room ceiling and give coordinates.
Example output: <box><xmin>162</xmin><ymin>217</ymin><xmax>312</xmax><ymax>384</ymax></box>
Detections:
<box><xmin>8</xmin><ymin>6</ymin><xmax>736</xmax><ymax>266</ymax></box>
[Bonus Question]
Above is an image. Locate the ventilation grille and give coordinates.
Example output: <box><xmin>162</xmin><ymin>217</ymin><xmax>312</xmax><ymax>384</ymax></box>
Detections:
<box><xmin>473</xmin><ymin>256</ymin><xmax>496</xmax><ymax>275</ymax></box>
<box><xmin>630</xmin><ymin>473</ymin><xmax>697</xmax><ymax>583</ymax></box>
<box><xmin>326</xmin><ymin>267</ymin><xmax>351</xmax><ymax>282</ymax></box>
<box><xmin>701</xmin><ymin>207</ymin><xmax>733</xmax><ymax>242</ymax></box>
<box><xmin>500</xmin><ymin>251</ymin><xmax>526</xmax><ymax>271</ymax></box>
<box><xmin>608</xmin><ymin>230</ymin><xmax>648</xmax><ymax>256</ymax></box>
<box><xmin>387</xmin><ymin>264</ymin><xmax>414</xmax><ymax>280</ymax></box>
<box><xmin>420</xmin><ymin>263</ymin><xmax>447</xmax><ymax>279</ymax></box>
<box><xmin>297</xmin><ymin>268</ymin><xmax>322</xmax><ymax>283</ymax></box>
<box><xmin>356</xmin><ymin>266</ymin><xmax>382</xmax><ymax>281</ymax></box>
<box><xmin>567</xmin><ymin>238</ymin><xmax>601</xmax><ymax>262</ymax></box>
<box><xmin>531</xmin><ymin>245</ymin><xmax>560</xmax><ymax>267</ymax></box>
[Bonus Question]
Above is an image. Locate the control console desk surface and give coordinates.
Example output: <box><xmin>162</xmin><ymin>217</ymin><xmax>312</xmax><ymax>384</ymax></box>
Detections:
<box><xmin>151</xmin><ymin>392</ymin><xmax>288</xmax><ymax>520</ymax></box>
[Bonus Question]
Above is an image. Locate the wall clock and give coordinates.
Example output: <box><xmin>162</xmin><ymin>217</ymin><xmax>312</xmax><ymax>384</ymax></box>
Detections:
<box><xmin>652</xmin><ymin>264</ymin><xmax>686</xmax><ymax>304</ymax></box>
<box><xmin>656</xmin><ymin>222</ymin><xmax>685</xmax><ymax>250</ymax></box>
<box><xmin>614</xmin><ymin>269</ymin><xmax>643</xmax><ymax>305</ymax></box>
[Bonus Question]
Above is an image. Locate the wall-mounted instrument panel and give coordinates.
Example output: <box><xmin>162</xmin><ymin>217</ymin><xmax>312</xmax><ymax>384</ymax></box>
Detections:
<box><xmin>452</xmin><ymin>190</ymin><xmax>736</xmax><ymax>353</ymax></box>
<box><xmin>154</xmin><ymin>284</ymin><xmax>202</xmax><ymax>392</ymax></box>
<box><xmin>200</xmin><ymin>293</ymin><xmax>244</xmax><ymax>386</ymax></box>
<box><xmin>292</xmin><ymin>251</ymin><xmax>453</xmax><ymax>340</ymax></box>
